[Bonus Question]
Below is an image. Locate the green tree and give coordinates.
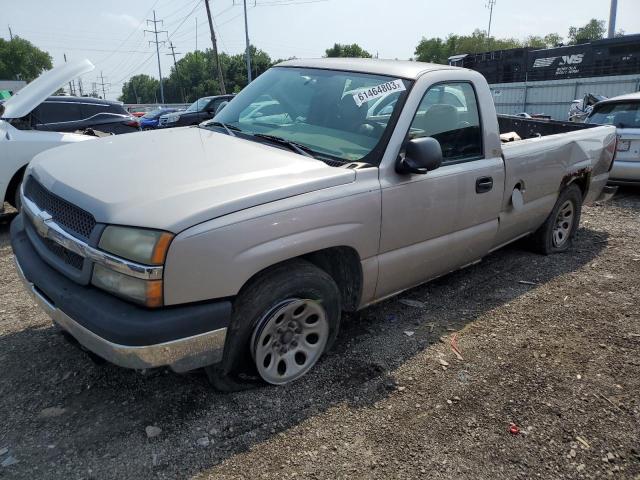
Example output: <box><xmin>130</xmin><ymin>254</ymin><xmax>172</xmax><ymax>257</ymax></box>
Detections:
<box><xmin>568</xmin><ymin>19</ymin><xmax>606</xmax><ymax>44</ymax></box>
<box><xmin>325</xmin><ymin>43</ymin><xmax>372</xmax><ymax>58</ymax></box>
<box><xmin>119</xmin><ymin>74</ymin><xmax>160</xmax><ymax>103</ymax></box>
<box><xmin>0</xmin><ymin>36</ymin><xmax>52</xmax><ymax>81</ymax></box>
<box><xmin>414</xmin><ymin>37</ymin><xmax>447</xmax><ymax>63</ymax></box>
<box><xmin>543</xmin><ymin>33</ymin><xmax>563</xmax><ymax>47</ymax></box>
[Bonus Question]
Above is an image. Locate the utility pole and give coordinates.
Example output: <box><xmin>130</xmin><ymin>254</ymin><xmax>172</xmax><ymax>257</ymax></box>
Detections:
<box><xmin>608</xmin><ymin>0</ymin><xmax>618</xmax><ymax>38</ymax></box>
<box><xmin>97</xmin><ymin>71</ymin><xmax>110</xmax><ymax>99</ymax></box>
<box><xmin>8</xmin><ymin>25</ymin><xmax>13</xmax><ymax>40</ymax></box>
<box><xmin>204</xmin><ymin>0</ymin><xmax>226</xmax><ymax>94</ymax></box>
<box><xmin>78</xmin><ymin>78</ymin><xmax>84</xmax><ymax>96</ymax></box>
<box><xmin>242</xmin><ymin>0</ymin><xmax>252</xmax><ymax>83</ymax></box>
<box><xmin>486</xmin><ymin>0</ymin><xmax>496</xmax><ymax>44</ymax></box>
<box><xmin>166</xmin><ymin>42</ymin><xmax>186</xmax><ymax>103</ymax></box>
<box><xmin>145</xmin><ymin>10</ymin><xmax>167</xmax><ymax>104</ymax></box>
<box><xmin>63</xmin><ymin>54</ymin><xmax>75</xmax><ymax>95</ymax></box>
<box><xmin>195</xmin><ymin>17</ymin><xmax>198</xmax><ymax>54</ymax></box>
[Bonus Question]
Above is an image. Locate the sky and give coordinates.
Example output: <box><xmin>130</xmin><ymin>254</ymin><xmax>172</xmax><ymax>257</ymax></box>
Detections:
<box><xmin>3</xmin><ymin>0</ymin><xmax>640</xmax><ymax>100</ymax></box>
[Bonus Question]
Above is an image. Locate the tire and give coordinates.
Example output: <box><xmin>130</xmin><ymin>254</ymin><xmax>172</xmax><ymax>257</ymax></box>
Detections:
<box><xmin>529</xmin><ymin>184</ymin><xmax>582</xmax><ymax>255</ymax></box>
<box><xmin>205</xmin><ymin>259</ymin><xmax>341</xmax><ymax>391</ymax></box>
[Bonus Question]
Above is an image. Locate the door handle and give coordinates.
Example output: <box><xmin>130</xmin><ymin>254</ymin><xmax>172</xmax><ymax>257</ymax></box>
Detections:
<box><xmin>476</xmin><ymin>176</ymin><xmax>493</xmax><ymax>193</ymax></box>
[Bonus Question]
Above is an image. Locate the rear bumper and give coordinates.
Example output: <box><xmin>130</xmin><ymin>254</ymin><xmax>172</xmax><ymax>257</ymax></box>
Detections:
<box><xmin>609</xmin><ymin>160</ymin><xmax>640</xmax><ymax>184</ymax></box>
<box><xmin>11</xmin><ymin>215</ymin><xmax>232</xmax><ymax>372</ymax></box>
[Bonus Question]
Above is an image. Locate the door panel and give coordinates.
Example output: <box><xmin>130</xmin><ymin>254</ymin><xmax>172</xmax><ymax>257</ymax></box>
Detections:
<box><xmin>377</xmin><ymin>158</ymin><xmax>504</xmax><ymax>298</ymax></box>
<box><xmin>375</xmin><ymin>80</ymin><xmax>504</xmax><ymax>299</ymax></box>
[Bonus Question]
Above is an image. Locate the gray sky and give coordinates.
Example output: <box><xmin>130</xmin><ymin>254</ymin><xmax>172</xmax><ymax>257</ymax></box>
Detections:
<box><xmin>4</xmin><ymin>0</ymin><xmax>640</xmax><ymax>100</ymax></box>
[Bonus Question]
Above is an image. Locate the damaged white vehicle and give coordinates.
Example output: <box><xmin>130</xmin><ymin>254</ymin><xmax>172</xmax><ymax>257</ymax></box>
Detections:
<box><xmin>0</xmin><ymin>60</ymin><xmax>96</xmax><ymax>213</ymax></box>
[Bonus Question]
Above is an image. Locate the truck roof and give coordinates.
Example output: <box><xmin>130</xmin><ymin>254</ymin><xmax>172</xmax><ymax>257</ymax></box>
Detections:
<box><xmin>275</xmin><ymin>58</ymin><xmax>459</xmax><ymax>80</ymax></box>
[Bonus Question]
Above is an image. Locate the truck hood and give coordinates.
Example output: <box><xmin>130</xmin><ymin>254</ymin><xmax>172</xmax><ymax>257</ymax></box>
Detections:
<box><xmin>29</xmin><ymin>127</ymin><xmax>356</xmax><ymax>233</ymax></box>
<box><xmin>1</xmin><ymin>59</ymin><xmax>95</xmax><ymax>119</ymax></box>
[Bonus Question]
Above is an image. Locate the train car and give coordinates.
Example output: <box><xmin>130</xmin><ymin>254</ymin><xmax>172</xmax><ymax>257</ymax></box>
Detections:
<box><xmin>449</xmin><ymin>34</ymin><xmax>640</xmax><ymax>84</ymax></box>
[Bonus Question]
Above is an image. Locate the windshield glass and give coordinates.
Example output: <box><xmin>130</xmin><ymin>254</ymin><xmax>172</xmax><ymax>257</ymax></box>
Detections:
<box><xmin>186</xmin><ymin>98</ymin><xmax>210</xmax><ymax>113</ymax></box>
<box><xmin>212</xmin><ymin>67</ymin><xmax>412</xmax><ymax>163</ymax></box>
<box><xmin>587</xmin><ymin>102</ymin><xmax>640</xmax><ymax>128</ymax></box>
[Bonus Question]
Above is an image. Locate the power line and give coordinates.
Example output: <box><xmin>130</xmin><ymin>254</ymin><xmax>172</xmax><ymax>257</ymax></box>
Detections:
<box><xmin>145</xmin><ymin>10</ymin><xmax>168</xmax><ymax>104</ymax></box>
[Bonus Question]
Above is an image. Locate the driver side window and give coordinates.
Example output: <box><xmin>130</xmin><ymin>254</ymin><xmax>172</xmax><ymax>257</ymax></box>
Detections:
<box><xmin>409</xmin><ymin>82</ymin><xmax>483</xmax><ymax>163</ymax></box>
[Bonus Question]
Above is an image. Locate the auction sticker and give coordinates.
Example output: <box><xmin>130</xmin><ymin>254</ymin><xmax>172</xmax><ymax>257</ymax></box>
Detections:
<box><xmin>352</xmin><ymin>79</ymin><xmax>406</xmax><ymax>107</ymax></box>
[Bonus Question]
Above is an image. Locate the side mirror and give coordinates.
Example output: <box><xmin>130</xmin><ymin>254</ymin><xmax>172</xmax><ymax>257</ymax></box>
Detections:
<box><xmin>214</xmin><ymin>101</ymin><xmax>229</xmax><ymax>116</ymax></box>
<box><xmin>396</xmin><ymin>137</ymin><xmax>443</xmax><ymax>175</ymax></box>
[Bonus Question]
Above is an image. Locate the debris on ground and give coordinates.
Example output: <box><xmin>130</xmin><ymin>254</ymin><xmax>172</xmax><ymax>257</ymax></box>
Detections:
<box><xmin>145</xmin><ymin>426</ymin><xmax>162</xmax><ymax>439</ymax></box>
<box><xmin>399</xmin><ymin>299</ymin><xmax>426</xmax><ymax>308</ymax></box>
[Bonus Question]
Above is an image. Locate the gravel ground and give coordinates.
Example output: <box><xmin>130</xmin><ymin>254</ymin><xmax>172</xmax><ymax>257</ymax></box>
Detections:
<box><xmin>0</xmin><ymin>190</ymin><xmax>638</xmax><ymax>480</ymax></box>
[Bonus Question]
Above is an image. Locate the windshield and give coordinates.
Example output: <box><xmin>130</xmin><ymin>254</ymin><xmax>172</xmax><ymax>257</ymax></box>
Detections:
<box><xmin>587</xmin><ymin>102</ymin><xmax>640</xmax><ymax>128</ymax></box>
<box><xmin>212</xmin><ymin>67</ymin><xmax>411</xmax><ymax>164</ymax></box>
<box><xmin>186</xmin><ymin>98</ymin><xmax>211</xmax><ymax>113</ymax></box>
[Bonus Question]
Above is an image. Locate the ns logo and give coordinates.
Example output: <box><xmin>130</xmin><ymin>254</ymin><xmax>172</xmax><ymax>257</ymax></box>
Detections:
<box><xmin>560</xmin><ymin>54</ymin><xmax>584</xmax><ymax>65</ymax></box>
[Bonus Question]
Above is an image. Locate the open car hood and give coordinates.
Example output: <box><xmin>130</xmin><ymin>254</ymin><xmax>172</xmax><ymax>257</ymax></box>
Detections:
<box><xmin>1</xmin><ymin>59</ymin><xmax>94</xmax><ymax>119</ymax></box>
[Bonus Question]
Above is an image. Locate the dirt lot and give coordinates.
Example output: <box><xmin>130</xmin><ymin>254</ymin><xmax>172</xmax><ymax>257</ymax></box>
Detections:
<box><xmin>0</xmin><ymin>190</ymin><xmax>639</xmax><ymax>480</ymax></box>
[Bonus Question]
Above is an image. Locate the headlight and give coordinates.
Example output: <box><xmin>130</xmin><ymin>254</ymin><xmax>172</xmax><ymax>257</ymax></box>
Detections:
<box><xmin>92</xmin><ymin>226</ymin><xmax>173</xmax><ymax>307</ymax></box>
<box><xmin>99</xmin><ymin>226</ymin><xmax>173</xmax><ymax>265</ymax></box>
<box><xmin>92</xmin><ymin>264</ymin><xmax>163</xmax><ymax>307</ymax></box>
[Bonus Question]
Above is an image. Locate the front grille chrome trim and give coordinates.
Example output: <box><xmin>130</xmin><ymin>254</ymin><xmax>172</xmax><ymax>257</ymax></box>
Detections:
<box><xmin>22</xmin><ymin>190</ymin><xmax>163</xmax><ymax>281</ymax></box>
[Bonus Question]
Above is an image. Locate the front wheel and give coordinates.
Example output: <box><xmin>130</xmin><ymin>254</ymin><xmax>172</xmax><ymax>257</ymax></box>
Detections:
<box><xmin>205</xmin><ymin>260</ymin><xmax>341</xmax><ymax>390</ymax></box>
<box><xmin>529</xmin><ymin>184</ymin><xmax>583</xmax><ymax>254</ymax></box>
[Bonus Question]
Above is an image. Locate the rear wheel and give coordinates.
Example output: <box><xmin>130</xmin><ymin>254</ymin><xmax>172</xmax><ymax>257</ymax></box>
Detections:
<box><xmin>205</xmin><ymin>260</ymin><xmax>341</xmax><ymax>391</ymax></box>
<box><xmin>529</xmin><ymin>184</ymin><xmax>582</xmax><ymax>254</ymax></box>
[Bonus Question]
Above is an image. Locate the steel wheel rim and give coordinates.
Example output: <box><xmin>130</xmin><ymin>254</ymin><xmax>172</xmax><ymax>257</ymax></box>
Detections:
<box><xmin>251</xmin><ymin>298</ymin><xmax>329</xmax><ymax>385</ymax></box>
<box><xmin>552</xmin><ymin>200</ymin><xmax>575</xmax><ymax>247</ymax></box>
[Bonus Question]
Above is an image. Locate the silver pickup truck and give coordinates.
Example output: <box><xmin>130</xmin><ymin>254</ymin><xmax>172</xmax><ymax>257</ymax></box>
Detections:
<box><xmin>11</xmin><ymin>58</ymin><xmax>617</xmax><ymax>390</ymax></box>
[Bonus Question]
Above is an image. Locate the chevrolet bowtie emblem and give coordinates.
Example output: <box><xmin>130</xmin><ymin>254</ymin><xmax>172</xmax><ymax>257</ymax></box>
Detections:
<box><xmin>34</xmin><ymin>210</ymin><xmax>53</xmax><ymax>238</ymax></box>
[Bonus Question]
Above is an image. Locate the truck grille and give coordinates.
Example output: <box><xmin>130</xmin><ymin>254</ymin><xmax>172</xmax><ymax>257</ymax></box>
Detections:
<box><xmin>24</xmin><ymin>177</ymin><xmax>96</xmax><ymax>240</ymax></box>
<box><xmin>43</xmin><ymin>238</ymin><xmax>84</xmax><ymax>270</ymax></box>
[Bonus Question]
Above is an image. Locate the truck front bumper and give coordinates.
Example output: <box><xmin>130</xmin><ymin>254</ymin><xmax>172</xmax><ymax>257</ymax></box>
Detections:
<box><xmin>11</xmin><ymin>215</ymin><xmax>232</xmax><ymax>373</ymax></box>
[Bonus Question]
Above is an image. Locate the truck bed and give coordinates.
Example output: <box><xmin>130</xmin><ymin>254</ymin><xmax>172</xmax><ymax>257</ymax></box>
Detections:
<box><xmin>498</xmin><ymin>114</ymin><xmax>597</xmax><ymax>140</ymax></box>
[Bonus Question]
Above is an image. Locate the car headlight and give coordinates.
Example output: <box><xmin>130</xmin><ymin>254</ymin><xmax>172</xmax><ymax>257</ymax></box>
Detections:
<box><xmin>99</xmin><ymin>226</ymin><xmax>173</xmax><ymax>265</ymax></box>
<box><xmin>92</xmin><ymin>226</ymin><xmax>174</xmax><ymax>307</ymax></box>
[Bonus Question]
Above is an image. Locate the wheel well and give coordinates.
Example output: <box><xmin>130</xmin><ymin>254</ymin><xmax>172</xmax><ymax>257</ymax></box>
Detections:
<box><xmin>5</xmin><ymin>165</ymin><xmax>27</xmax><ymax>207</ymax></box>
<box><xmin>562</xmin><ymin>170</ymin><xmax>590</xmax><ymax>199</ymax></box>
<box><xmin>302</xmin><ymin>246</ymin><xmax>362</xmax><ymax>312</ymax></box>
<box><xmin>569</xmin><ymin>175</ymin><xmax>588</xmax><ymax>197</ymax></box>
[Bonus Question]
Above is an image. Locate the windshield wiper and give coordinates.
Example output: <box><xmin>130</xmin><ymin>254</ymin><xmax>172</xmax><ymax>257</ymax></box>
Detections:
<box><xmin>203</xmin><ymin>121</ymin><xmax>242</xmax><ymax>137</ymax></box>
<box><xmin>252</xmin><ymin>133</ymin><xmax>317</xmax><ymax>159</ymax></box>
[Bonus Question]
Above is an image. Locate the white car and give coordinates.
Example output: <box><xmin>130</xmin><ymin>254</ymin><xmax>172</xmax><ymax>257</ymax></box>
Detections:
<box><xmin>0</xmin><ymin>59</ymin><xmax>96</xmax><ymax>213</ymax></box>
<box><xmin>586</xmin><ymin>92</ymin><xmax>640</xmax><ymax>184</ymax></box>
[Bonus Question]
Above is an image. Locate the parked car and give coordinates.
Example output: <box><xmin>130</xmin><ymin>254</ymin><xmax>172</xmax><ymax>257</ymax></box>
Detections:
<box><xmin>140</xmin><ymin>108</ymin><xmax>181</xmax><ymax>130</ymax></box>
<box><xmin>27</xmin><ymin>96</ymin><xmax>140</xmax><ymax>135</ymax></box>
<box><xmin>585</xmin><ymin>92</ymin><xmax>640</xmax><ymax>184</ymax></box>
<box><xmin>12</xmin><ymin>58</ymin><xmax>617</xmax><ymax>390</ymax></box>
<box><xmin>0</xmin><ymin>60</ymin><xmax>96</xmax><ymax>214</ymax></box>
<box><xmin>158</xmin><ymin>95</ymin><xmax>234</xmax><ymax>128</ymax></box>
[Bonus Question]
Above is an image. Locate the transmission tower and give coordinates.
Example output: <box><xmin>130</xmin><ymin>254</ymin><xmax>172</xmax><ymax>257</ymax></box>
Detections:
<box><xmin>145</xmin><ymin>10</ymin><xmax>168</xmax><ymax>104</ymax></box>
<box><xmin>96</xmin><ymin>71</ymin><xmax>110</xmax><ymax>99</ymax></box>
<box><xmin>166</xmin><ymin>42</ymin><xmax>187</xmax><ymax>103</ymax></box>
